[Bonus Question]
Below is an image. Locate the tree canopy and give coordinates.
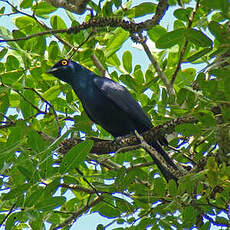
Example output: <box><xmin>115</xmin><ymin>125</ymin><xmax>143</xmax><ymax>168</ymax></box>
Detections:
<box><xmin>0</xmin><ymin>0</ymin><xmax>229</xmax><ymax>229</ymax></box>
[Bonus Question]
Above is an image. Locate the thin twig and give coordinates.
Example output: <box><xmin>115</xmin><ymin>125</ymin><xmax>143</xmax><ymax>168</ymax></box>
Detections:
<box><xmin>170</xmin><ymin>0</ymin><xmax>200</xmax><ymax>86</ymax></box>
<box><xmin>136</xmin><ymin>34</ymin><xmax>174</xmax><ymax>95</ymax></box>
<box><xmin>0</xmin><ymin>0</ymin><xmax>73</xmax><ymax>49</ymax></box>
<box><xmin>74</xmin><ymin>167</ymin><xmax>101</xmax><ymax>197</ymax></box>
<box><xmin>14</xmin><ymin>89</ymin><xmax>45</xmax><ymax>114</ymax></box>
<box><xmin>0</xmin><ymin>112</ymin><xmax>14</xmax><ymax>125</ymax></box>
<box><xmin>25</xmin><ymin>87</ymin><xmax>62</xmax><ymax>137</ymax></box>
<box><xmin>60</xmin><ymin>183</ymin><xmax>110</xmax><ymax>195</ymax></box>
<box><xmin>91</xmin><ymin>54</ymin><xmax>107</xmax><ymax>77</ymax></box>
<box><xmin>70</xmin><ymin>31</ymin><xmax>94</xmax><ymax>57</ymax></box>
<box><xmin>0</xmin><ymin>203</ymin><xmax>16</xmax><ymax>227</ymax></box>
<box><xmin>51</xmin><ymin>196</ymin><xmax>103</xmax><ymax>229</ymax></box>
<box><xmin>0</xmin><ymin>122</ymin><xmax>16</xmax><ymax>129</ymax></box>
<box><xmin>87</xmin><ymin>154</ymin><xmax>121</xmax><ymax>170</ymax></box>
<box><xmin>192</xmin><ymin>201</ymin><xmax>230</xmax><ymax>228</ymax></box>
<box><xmin>126</xmin><ymin>161</ymin><xmax>156</xmax><ymax>172</ymax></box>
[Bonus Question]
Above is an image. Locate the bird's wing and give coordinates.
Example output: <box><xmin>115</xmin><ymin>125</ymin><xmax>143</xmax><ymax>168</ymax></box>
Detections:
<box><xmin>93</xmin><ymin>76</ymin><xmax>152</xmax><ymax>129</ymax></box>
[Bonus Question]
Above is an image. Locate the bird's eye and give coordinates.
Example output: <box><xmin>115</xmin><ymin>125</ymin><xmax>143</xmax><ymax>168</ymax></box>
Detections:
<box><xmin>61</xmin><ymin>60</ymin><xmax>68</xmax><ymax>66</ymax></box>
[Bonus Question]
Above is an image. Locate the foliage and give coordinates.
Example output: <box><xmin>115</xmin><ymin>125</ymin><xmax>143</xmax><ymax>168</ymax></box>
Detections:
<box><xmin>0</xmin><ymin>0</ymin><xmax>229</xmax><ymax>229</ymax></box>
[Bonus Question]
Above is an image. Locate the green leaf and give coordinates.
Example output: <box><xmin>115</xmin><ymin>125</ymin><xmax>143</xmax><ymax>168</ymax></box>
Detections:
<box><xmin>224</xmin><ymin>75</ymin><xmax>230</xmax><ymax>100</ymax></box>
<box><xmin>187</xmin><ymin>48</ymin><xmax>212</xmax><ymax>62</ymax></box>
<box><xmin>17</xmin><ymin>165</ymin><xmax>32</xmax><ymax>181</ymax></box>
<box><xmin>24</xmin><ymin>187</ymin><xmax>44</xmax><ymax>207</ymax></box>
<box><xmin>208</xmin><ymin>21</ymin><xmax>228</xmax><ymax>43</ymax></box>
<box><xmin>168</xmin><ymin>179</ymin><xmax>177</xmax><ymax>197</ymax></box>
<box><xmin>42</xmin><ymin>85</ymin><xmax>61</xmax><ymax>101</ymax></box>
<box><xmin>33</xmin><ymin>1</ymin><xmax>56</xmax><ymax>16</ymax></box>
<box><xmin>0</xmin><ymin>6</ymin><xmax>5</xmax><ymax>14</ymax></box>
<box><xmin>195</xmin><ymin>110</ymin><xmax>216</xmax><ymax>127</ymax></box>
<box><xmin>44</xmin><ymin>177</ymin><xmax>61</xmax><ymax>196</ymax></box>
<box><xmin>174</xmin><ymin>8</ymin><xmax>190</xmax><ymax>21</ymax></box>
<box><xmin>201</xmin><ymin>0</ymin><xmax>229</xmax><ymax>14</ymax></box>
<box><xmin>59</xmin><ymin>140</ymin><xmax>93</xmax><ymax>174</ymax></box>
<box><xmin>156</xmin><ymin>28</ymin><xmax>185</xmax><ymax>48</ymax></box>
<box><xmin>66</xmin><ymin>11</ymin><xmax>76</xmax><ymax>22</ymax></box>
<box><xmin>27</xmin><ymin>130</ymin><xmax>46</xmax><ymax>153</ymax></box>
<box><xmin>175</xmin><ymin>123</ymin><xmax>201</xmax><ymax>136</ymax></box>
<box><xmin>148</xmin><ymin>25</ymin><xmax>167</xmax><ymax>42</ymax></box>
<box><xmin>0</xmin><ymin>26</ymin><xmax>11</xmax><ymax>39</ymax></box>
<box><xmin>133</xmin><ymin>64</ymin><xmax>144</xmax><ymax>86</ymax></box>
<box><xmin>12</xmin><ymin>30</ymin><xmax>26</xmax><ymax>49</ymax></box>
<box><xmin>120</xmin><ymin>74</ymin><xmax>137</xmax><ymax>91</ymax></box>
<box><xmin>14</xmin><ymin>16</ymin><xmax>35</xmax><ymax>34</ymax></box>
<box><xmin>0</xmin><ymin>47</ymin><xmax>8</xmax><ymax>60</ymax></box>
<box><xmin>185</xmin><ymin>29</ymin><xmax>213</xmax><ymax>47</ymax></box>
<box><xmin>5</xmin><ymin>55</ymin><xmax>20</xmax><ymax>71</ymax></box>
<box><xmin>3</xmin><ymin>184</ymin><xmax>29</xmax><ymax>200</ymax></box>
<box><xmin>102</xmin><ymin>1</ymin><xmax>113</xmax><ymax>16</ymax></box>
<box><xmin>177</xmin><ymin>88</ymin><xmax>187</xmax><ymax>105</ymax></box>
<box><xmin>36</xmin><ymin>196</ymin><xmax>66</xmax><ymax>211</ymax></box>
<box><xmin>20</xmin><ymin>0</ymin><xmax>33</xmax><ymax>9</ymax></box>
<box><xmin>92</xmin><ymin>199</ymin><xmax>121</xmax><ymax>218</ymax></box>
<box><xmin>50</xmin><ymin>15</ymin><xmax>67</xmax><ymax>30</ymax></box>
<box><xmin>215</xmin><ymin>217</ymin><xmax>230</xmax><ymax>225</ymax></box>
<box><xmin>30</xmin><ymin>36</ymin><xmax>46</xmax><ymax>56</ymax></box>
<box><xmin>125</xmin><ymin>2</ymin><xmax>157</xmax><ymax>18</ymax></box>
<box><xmin>5</xmin><ymin>212</ymin><xmax>25</xmax><ymax>230</ymax></box>
<box><xmin>48</xmin><ymin>41</ymin><xmax>61</xmax><ymax>60</ymax></box>
<box><xmin>182</xmin><ymin>206</ymin><xmax>197</xmax><ymax>228</ymax></box>
<box><xmin>122</xmin><ymin>50</ymin><xmax>132</xmax><ymax>73</ymax></box>
<box><xmin>20</xmin><ymin>90</ymin><xmax>36</xmax><ymax>119</ymax></box>
<box><xmin>200</xmin><ymin>222</ymin><xmax>211</xmax><ymax>230</ymax></box>
<box><xmin>107</xmin><ymin>54</ymin><xmax>121</xmax><ymax>69</ymax></box>
<box><xmin>105</xmin><ymin>28</ymin><xmax>129</xmax><ymax>57</ymax></box>
<box><xmin>96</xmin><ymin>224</ymin><xmax>105</xmax><ymax>230</ymax></box>
<box><xmin>0</xmin><ymin>89</ymin><xmax>9</xmax><ymax>115</ymax></box>
<box><xmin>114</xmin><ymin>167</ymin><xmax>126</xmax><ymax>191</ymax></box>
<box><xmin>1</xmin><ymin>127</ymin><xmax>23</xmax><ymax>155</ymax></box>
<box><xmin>153</xmin><ymin>178</ymin><xmax>166</xmax><ymax>197</ymax></box>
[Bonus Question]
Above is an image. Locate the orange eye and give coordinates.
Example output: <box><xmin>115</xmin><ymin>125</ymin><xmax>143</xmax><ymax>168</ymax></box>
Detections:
<box><xmin>61</xmin><ymin>60</ymin><xmax>68</xmax><ymax>66</ymax></box>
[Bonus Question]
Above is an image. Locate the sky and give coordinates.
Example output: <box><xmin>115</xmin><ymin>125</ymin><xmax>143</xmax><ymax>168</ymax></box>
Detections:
<box><xmin>0</xmin><ymin>0</ymin><xmax>221</xmax><ymax>229</ymax></box>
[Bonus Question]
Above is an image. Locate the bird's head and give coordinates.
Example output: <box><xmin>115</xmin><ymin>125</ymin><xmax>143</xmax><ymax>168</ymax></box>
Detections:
<box><xmin>46</xmin><ymin>59</ymin><xmax>75</xmax><ymax>84</ymax></box>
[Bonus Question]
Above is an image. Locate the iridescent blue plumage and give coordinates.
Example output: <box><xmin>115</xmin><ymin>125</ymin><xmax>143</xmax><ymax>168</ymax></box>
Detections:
<box><xmin>47</xmin><ymin>59</ymin><xmax>178</xmax><ymax>180</ymax></box>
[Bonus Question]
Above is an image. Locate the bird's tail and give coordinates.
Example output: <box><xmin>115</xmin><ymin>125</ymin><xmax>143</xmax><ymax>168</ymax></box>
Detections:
<box><xmin>148</xmin><ymin>141</ymin><xmax>181</xmax><ymax>181</ymax></box>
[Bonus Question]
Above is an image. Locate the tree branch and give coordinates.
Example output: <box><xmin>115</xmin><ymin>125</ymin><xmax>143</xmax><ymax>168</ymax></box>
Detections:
<box><xmin>0</xmin><ymin>10</ymin><xmax>170</xmax><ymax>44</ymax></box>
<box><xmin>58</xmin><ymin>116</ymin><xmax>197</xmax><ymax>155</ymax></box>
<box><xmin>140</xmin><ymin>0</ymin><xmax>169</xmax><ymax>30</ymax></box>
<box><xmin>91</xmin><ymin>54</ymin><xmax>107</xmax><ymax>77</ymax></box>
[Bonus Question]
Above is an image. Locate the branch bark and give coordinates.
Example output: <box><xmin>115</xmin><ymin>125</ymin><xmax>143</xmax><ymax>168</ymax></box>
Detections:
<box><xmin>58</xmin><ymin>116</ymin><xmax>197</xmax><ymax>155</ymax></box>
<box><xmin>0</xmin><ymin>3</ymin><xmax>169</xmax><ymax>44</ymax></box>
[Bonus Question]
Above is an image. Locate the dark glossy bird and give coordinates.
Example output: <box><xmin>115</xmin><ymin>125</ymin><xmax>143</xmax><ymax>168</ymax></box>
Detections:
<box><xmin>47</xmin><ymin>59</ymin><xmax>178</xmax><ymax>181</ymax></box>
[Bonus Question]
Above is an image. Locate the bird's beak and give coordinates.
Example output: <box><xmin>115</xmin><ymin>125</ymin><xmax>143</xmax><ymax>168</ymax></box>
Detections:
<box><xmin>46</xmin><ymin>67</ymin><xmax>59</xmax><ymax>74</ymax></box>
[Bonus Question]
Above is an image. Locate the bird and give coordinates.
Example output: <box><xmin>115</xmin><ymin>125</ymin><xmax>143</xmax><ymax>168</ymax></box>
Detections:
<box><xmin>47</xmin><ymin>59</ymin><xmax>179</xmax><ymax>181</ymax></box>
